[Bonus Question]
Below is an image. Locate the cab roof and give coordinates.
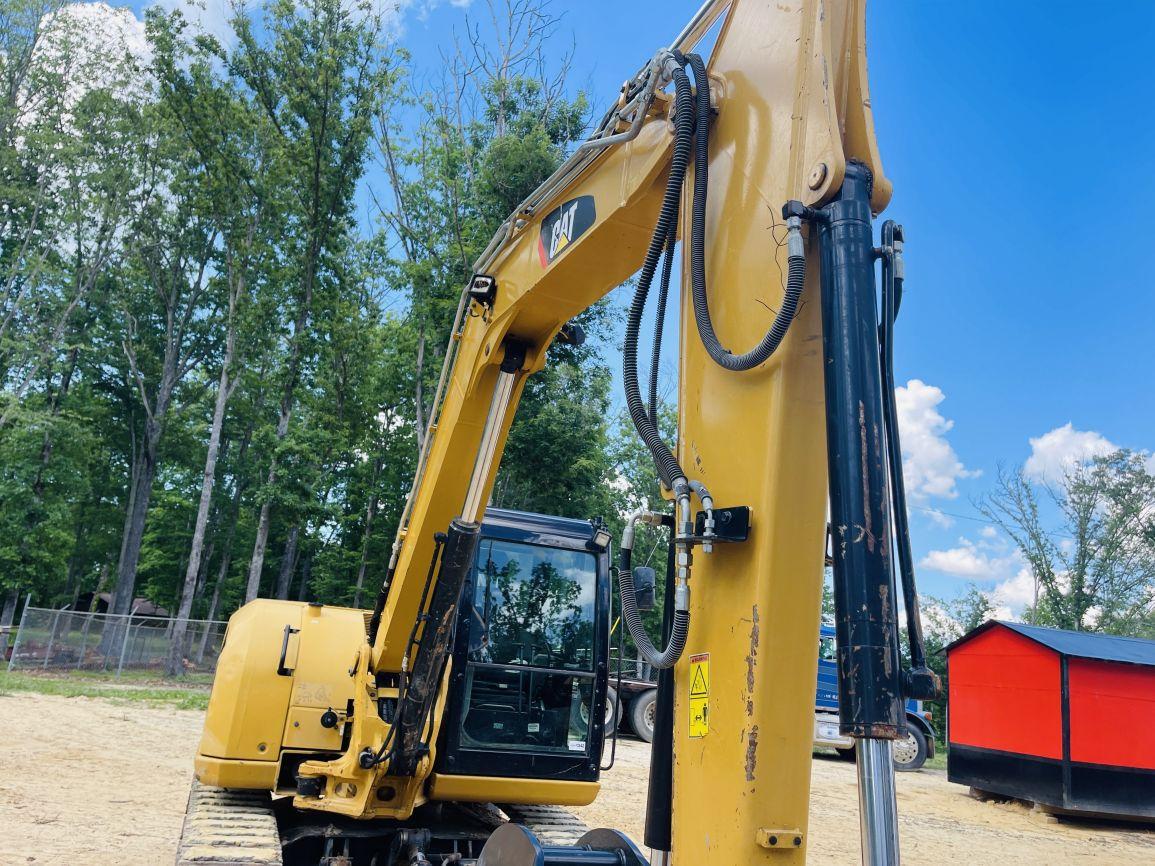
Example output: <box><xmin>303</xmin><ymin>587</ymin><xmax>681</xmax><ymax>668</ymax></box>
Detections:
<box><xmin>482</xmin><ymin>507</ymin><xmax>599</xmax><ymax>543</ymax></box>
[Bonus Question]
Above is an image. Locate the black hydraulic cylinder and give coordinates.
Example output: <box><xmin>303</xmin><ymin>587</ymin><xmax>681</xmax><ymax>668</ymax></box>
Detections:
<box><xmin>391</xmin><ymin>518</ymin><xmax>481</xmax><ymax>774</ymax></box>
<box><xmin>814</xmin><ymin>162</ymin><xmax>903</xmax><ymax>739</ymax></box>
<box><xmin>643</xmin><ymin>534</ymin><xmax>677</xmax><ymax>851</ymax></box>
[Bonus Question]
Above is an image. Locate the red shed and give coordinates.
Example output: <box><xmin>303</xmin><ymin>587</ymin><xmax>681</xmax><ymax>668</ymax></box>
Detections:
<box><xmin>946</xmin><ymin>620</ymin><xmax>1155</xmax><ymax>819</ymax></box>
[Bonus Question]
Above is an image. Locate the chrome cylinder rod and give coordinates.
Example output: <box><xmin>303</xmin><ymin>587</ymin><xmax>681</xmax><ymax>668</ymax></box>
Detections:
<box><xmin>461</xmin><ymin>343</ymin><xmax>524</xmax><ymax>523</ymax></box>
<box><xmin>857</xmin><ymin>738</ymin><xmax>900</xmax><ymax>865</ymax></box>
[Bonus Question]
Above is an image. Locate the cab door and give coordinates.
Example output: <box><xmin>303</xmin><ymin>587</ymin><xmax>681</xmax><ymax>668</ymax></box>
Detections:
<box><xmin>439</xmin><ymin>534</ymin><xmax>607</xmax><ymax>782</ymax></box>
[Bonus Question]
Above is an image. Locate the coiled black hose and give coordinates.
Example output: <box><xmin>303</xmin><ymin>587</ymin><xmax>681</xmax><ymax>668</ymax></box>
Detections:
<box><xmin>623</xmin><ymin>64</ymin><xmax>695</xmax><ymax>490</ymax></box>
<box><xmin>618</xmin><ymin>543</ymin><xmax>688</xmax><ymax>670</ymax></box>
<box><xmin>684</xmin><ymin>53</ymin><xmax>807</xmax><ymax>372</ymax></box>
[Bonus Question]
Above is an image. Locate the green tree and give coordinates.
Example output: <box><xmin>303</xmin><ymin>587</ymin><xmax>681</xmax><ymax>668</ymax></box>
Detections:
<box><xmin>921</xmin><ymin>584</ymin><xmax>996</xmax><ymax>731</ymax></box>
<box><xmin>979</xmin><ymin>450</ymin><xmax>1155</xmax><ymax>633</ymax></box>
<box><xmin>224</xmin><ymin>0</ymin><xmax>399</xmax><ymax>602</ymax></box>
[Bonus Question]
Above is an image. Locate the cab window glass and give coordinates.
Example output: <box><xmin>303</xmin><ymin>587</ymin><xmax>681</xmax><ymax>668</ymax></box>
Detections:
<box><xmin>469</xmin><ymin>539</ymin><xmax>597</xmax><ymax>672</ymax></box>
<box><xmin>460</xmin><ymin>669</ymin><xmax>593</xmax><ymax>755</ymax></box>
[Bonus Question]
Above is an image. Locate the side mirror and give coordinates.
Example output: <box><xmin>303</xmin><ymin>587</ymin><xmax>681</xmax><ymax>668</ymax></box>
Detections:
<box><xmin>632</xmin><ymin>567</ymin><xmax>656</xmax><ymax>612</ymax></box>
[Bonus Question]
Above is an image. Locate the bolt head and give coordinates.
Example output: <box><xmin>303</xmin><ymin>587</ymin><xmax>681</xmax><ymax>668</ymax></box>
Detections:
<box><xmin>808</xmin><ymin>162</ymin><xmax>828</xmax><ymax>190</ymax></box>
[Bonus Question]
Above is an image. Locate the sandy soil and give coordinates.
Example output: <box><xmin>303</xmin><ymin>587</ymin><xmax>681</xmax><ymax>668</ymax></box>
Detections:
<box><xmin>575</xmin><ymin>739</ymin><xmax>1155</xmax><ymax>863</ymax></box>
<box><xmin>0</xmin><ymin>693</ymin><xmax>204</xmax><ymax>865</ymax></box>
<box><xmin>1</xmin><ymin>692</ymin><xmax>1153</xmax><ymax>864</ymax></box>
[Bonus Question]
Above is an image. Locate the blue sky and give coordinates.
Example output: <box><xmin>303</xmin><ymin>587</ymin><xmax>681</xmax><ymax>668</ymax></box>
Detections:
<box><xmin>122</xmin><ymin>0</ymin><xmax>1155</xmax><ymax>611</ymax></box>
<box><xmin>392</xmin><ymin>0</ymin><xmax>1155</xmax><ymax>613</ymax></box>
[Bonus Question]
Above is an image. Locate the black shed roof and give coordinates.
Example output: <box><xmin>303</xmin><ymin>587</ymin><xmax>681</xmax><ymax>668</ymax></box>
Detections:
<box><xmin>946</xmin><ymin>620</ymin><xmax>1155</xmax><ymax>668</ymax></box>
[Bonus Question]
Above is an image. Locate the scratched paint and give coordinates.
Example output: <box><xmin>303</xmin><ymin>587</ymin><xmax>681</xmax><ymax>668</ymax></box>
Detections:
<box><xmin>745</xmin><ymin>724</ymin><xmax>760</xmax><ymax>782</ymax></box>
<box><xmin>746</xmin><ymin>604</ymin><xmax>760</xmax><ymax>697</ymax></box>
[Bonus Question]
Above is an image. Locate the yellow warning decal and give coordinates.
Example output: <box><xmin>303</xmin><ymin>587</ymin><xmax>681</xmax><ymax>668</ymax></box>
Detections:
<box><xmin>688</xmin><ymin>653</ymin><xmax>709</xmax><ymax>738</ymax></box>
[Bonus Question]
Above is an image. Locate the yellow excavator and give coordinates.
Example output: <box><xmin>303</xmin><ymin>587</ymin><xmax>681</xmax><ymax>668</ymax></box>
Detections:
<box><xmin>178</xmin><ymin>1</ymin><xmax>940</xmax><ymax>863</ymax></box>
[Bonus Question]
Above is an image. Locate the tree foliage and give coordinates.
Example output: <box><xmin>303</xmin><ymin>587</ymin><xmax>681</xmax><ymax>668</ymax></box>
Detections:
<box><xmin>979</xmin><ymin>451</ymin><xmax>1155</xmax><ymax>634</ymax></box>
<box><xmin>0</xmin><ymin>0</ymin><xmax>628</xmax><ymax>677</ymax></box>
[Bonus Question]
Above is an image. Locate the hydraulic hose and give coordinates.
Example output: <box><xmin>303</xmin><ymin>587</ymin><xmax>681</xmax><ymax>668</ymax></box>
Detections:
<box><xmin>683</xmin><ymin>53</ymin><xmax>807</xmax><ymax>372</ymax></box>
<box><xmin>618</xmin><ymin>518</ymin><xmax>688</xmax><ymax>670</ymax></box>
<box><xmin>622</xmin><ymin>64</ymin><xmax>695</xmax><ymax>491</ymax></box>
<box><xmin>648</xmin><ymin>226</ymin><xmax>677</xmax><ymax>426</ymax></box>
<box><xmin>878</xmin><ymin>222</ymin><xmax>928</xmax><ymax>673</ymax></box>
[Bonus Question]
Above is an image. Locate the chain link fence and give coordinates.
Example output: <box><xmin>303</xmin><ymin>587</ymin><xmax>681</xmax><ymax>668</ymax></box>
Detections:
<box><xmin>6</xmin><ymin>606</ymin><xmax>228</xmax><ymax>676</ymax></box>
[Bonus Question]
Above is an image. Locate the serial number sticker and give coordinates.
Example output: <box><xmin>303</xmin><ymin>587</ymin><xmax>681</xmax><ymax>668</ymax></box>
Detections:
<box><xmin>527</xmin><ymin>723</ymin><xmax>540</xmax><ymax>733</ymax></box>
<box><xmin>688</xmin><ymin>653</ymin><xmax>710</xmax><ymax>738</ymax></box>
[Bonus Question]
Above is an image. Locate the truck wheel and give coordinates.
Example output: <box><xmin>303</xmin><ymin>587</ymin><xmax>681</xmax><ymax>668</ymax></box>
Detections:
<box><xmin>604</xmin><ymin>686</ymin><xmax>620</xmax><ymax>733</ymax></box>
<box><xmin>630</xmin><ymin>689</ymin><xmax>657</xmax><ymax>743</ymax></box>
<box><xmin>581</xmin><ymin>686</ymin><xmax>618</xmax><ymax>734</ymax></box>
<box><xmin>892</xmin><ymin>725</ymin><xmax>928</xmax><ymax>771</ymax></box>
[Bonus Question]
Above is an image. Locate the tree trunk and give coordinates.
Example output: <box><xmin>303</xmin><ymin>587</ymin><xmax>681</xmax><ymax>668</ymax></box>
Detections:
<box><xmin>110</xmin><ymin>421</ymin><xmax>162</xmax><ymax>618</ymax></box>
<box><xmin>296</xmin><ymin>556</ymin><xmax>312</xmax><ymax>602</ymax></box>
<box><xmin>245</xmin><ymin>234</ymin><xmax>315</xmax><ymax>602</ymax></box>
<box><xmin>353</xmin><ymin>458</ymin><xmax>383</xmax><ymax>608</ymax></box>
<box><xmin>352</xmin><ymin>500</ymin><xmax>378</xmax><ymax>609</ymax></box>
<box><xmin>195</xmin><ymin>568</ymin><xmax>225</xmax><ymax>666</ymax></box>
<box><xmin>246</xmin><ymin>396</ymin><xmax>294</xmax><ymax>600</ymax></box>
<box><xmin>166</xmin><ymin>345</ymin><xmax>235</xmax><ymax>676</ymax></box>
<box><xmin>274</xmin><ymin>525</ymin><xmax>299</xmax><ymax>600</ymax></box>
<box><xmin>414</xmin><ymin>333</ymin><xmax>426</xmax><ymax>454</ymax></box>
<box><xmin>0</xmin><ymin>590</ymin><xmax>18</xmax><ymax>660</ymax></box>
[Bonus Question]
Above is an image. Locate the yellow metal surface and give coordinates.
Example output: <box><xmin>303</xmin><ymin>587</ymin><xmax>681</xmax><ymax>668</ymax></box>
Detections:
<box><xmin>193</xmin><ymin>755</ymin><xmax>278</xmax><ymax>789</ymax></box>
<box><xmin>198</xmin><ymin>601</ymin><xmax>301</xmax><ymax>764</ymax></box>
<box><xmin>282</xmin><ymin>706</ymin><xmax>343</xmax><ymax>751</ymax></box>
<box><xmin>670</xmin><ymin>2</ymin><xmax>886</xmax><ymax>861</ymax></box>
<box><xmin>196</xmin><ymin>1</ymin><xmax>891</xmax><ymax>856</ymax></box>
<box><xmin>197</xmin><ymin>600</ymin><xmax>364</xmax><ymax>783</ymax></box>
<box><xmin>427</xmin><ymin>775</ymin><xmax>599</xmax><ymax>807</ymax></box>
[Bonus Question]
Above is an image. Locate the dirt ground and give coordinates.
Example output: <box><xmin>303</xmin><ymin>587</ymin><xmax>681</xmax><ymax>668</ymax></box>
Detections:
<box><xmin>1</xmin><ymin>692</ymin><xmax>1153</xmax><ymax>865</ymax></box>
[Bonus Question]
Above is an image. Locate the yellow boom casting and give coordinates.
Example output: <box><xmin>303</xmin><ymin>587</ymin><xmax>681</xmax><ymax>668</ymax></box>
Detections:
<box><xmin>189</xmin><ymin>2</ymin><xmax>936</xmax><ymax>864</ymax></box>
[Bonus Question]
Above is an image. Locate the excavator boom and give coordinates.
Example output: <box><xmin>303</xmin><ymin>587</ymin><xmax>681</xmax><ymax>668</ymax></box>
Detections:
<box><xmin>189</xmin><ymin>2</ymin><xmax>938</xmax><ymax>864</ymax></box>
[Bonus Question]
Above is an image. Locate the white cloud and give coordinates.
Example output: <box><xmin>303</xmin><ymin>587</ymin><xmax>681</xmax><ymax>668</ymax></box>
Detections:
<box><xmin>1024</xmin><ymin>423</ymin><xmax>1117</xmax><ymax>484</ymax></box>
<box><xmin>924</xmin><ymin>508</ymin><xmax>954</xmax><ymax>529</ymax></box>
<box><xmin>922</xmin><ymin>530</ymin><xmax>1039</xmax><ymax>621</ymax></box>
<box><xmin>919</xmin><ymin>537</ymin><xmax>1020</xmax><ymax>582</ymax></box>
<box><xmin>152</xmin><ymin>0</ymin><xmax>239</xmax><ymax>45</ymax></box>
<box><xmin>14</xmin><ymin>1</ymin><xmax>153</xmax><ymax>168</ymax></box>
<box><xmin>148</xmin><ymin>0</ymin><xmax>421</xmax><ymax>47</ymax></box>
<box><xmin>34</xmin><ymin>3</ymin><xmax>152</xmax><ymax>114</ymax></box>
<box><xmin>895</xmin><ymin>379</ymin><xmax>978</xmax><ymax>502</ymax></box>
<box><xmin>989</xmin><ymin>566</ymin><xmax>1036</xmax><ymax>620</ymax></box>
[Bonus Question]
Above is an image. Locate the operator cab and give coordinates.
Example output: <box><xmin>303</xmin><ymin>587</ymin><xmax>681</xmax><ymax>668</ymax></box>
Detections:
<box><xmin>436</xmin><ymin>508</ymin><xmax>613</xmax><ymax>783</ymax></box>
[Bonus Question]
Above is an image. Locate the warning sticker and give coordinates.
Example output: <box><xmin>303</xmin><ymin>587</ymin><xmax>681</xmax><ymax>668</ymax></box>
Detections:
<box><xmin>688</xmin><ymin>653</ymin><xmax>710</xmax><ymax>738</ymax></box>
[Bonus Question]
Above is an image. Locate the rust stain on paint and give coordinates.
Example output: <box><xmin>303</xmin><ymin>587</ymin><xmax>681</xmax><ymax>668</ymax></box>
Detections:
<box><xmin>745</xmin><ymin>604</ymin><xmax>760</xmax><ymax>700</ymax></box>
<box><xmin>745</xmin><ymin>725</ymin><xmax>759</xmax><ymax>782</ymax></box>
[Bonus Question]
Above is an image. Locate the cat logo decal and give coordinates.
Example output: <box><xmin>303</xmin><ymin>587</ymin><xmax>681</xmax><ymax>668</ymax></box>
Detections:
<box><xmin>538</xmin><ymin>195</ymin><xmax>595</xmax><ymax>267</ymax></box>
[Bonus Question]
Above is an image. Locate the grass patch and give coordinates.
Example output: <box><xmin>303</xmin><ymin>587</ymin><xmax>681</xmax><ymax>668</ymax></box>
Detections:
<box><xmin>0</xmin><ymin>670</ymin><xmax>210</xmax><ymax>711</ymax></box>
<box><xmin>924</xmin><ymin>747</ymin><xmax>947</xmax><ymax>771</ymax></box>
<box><xmin>56</xmin><ymin>667</ymin><xmax>216</xmax><ymax>687</ymax></box>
